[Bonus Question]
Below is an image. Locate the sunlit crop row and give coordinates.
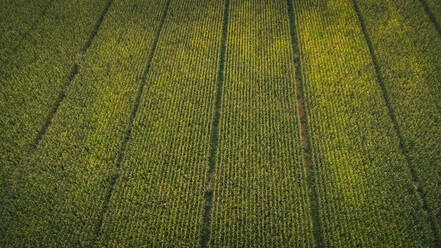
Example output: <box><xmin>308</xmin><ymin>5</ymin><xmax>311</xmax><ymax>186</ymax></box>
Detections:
<box><xmin>96</xmin><ymin>0</ymin><xmax>225</xmax><ymax>246</ymax></box>
<box><xmin>209</xmin><ymin>0</ymin><xmax>313</xmax><ymax>247</ymax></box>
<box><xmin>293</xmin><ymin>0</ymin><xmax>436</xmax><ymax>246</ymax></box>
<box><xmin>357</xmin><ymin>0</ymin><xmax>441</xmax><ymax>242</ymax></box>
<box><xmin>0</xmin><ymin>0</ymin><xmax>52</xmax><ymax>59</ymax></box>
<box><xmin>1</xmin><ymin>0</ymin><xmax>170</xmax><ymax>246</ymax></box>
<box><xmin>1</xmin><ymin>0</ymin><xmax>439</xmax><ymax>246</ymax></box>
<box><xmin>0</xmin><ymin>0</ymin><xmax>109</xmax><ymax>244</ymax></box>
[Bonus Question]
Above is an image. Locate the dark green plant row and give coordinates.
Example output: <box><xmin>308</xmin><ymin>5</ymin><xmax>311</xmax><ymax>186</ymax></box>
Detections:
<box><xmin>97</xmin><ymin>0</ymin><xmax>225</xmax><ymax>246</ymax></box>
<box><xmin>0</xmin><ymin>0</ymin><xmax>109</xmax><ymax>240</ymax></box>
<box><xmin>293</xmin><ymin>0</ymin><xmax>436</xmax><ymax>246</ymax></box>
<box><xmin>357</xmin><ymin>0</ymin><xmax>441</xmax><ymax>244</ymax></box>
<box><xmin>1</xmin><ymin>0</ymin><xmax>440</xmax><ymax>247</ymax></box>
<box><xmin>0</xmin><ymin>0</ymin><xmax>169</xmax><ymax>246</ymax></box>
<box><xmin>424</xmin><ymin>0</ymin><xmax>441</xmax><ymax>30</ymax></box>
<box><xmin>209</xmin><ymin>0</ymin><xmax>313</xmax><ymax>246</ymax></box>
<box><xmin>0</xmin><ymin>0</ymin><xmax>52</xmax><ymax>58</ymax></box>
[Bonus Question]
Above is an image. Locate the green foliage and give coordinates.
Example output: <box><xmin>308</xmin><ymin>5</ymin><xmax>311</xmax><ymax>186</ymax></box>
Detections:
<box><xmin>0</xmin><ymin>0</ymin><xmax>52</xmax><ymax>58</ymax></box>
<box><xmin>1</xmin><ymin>0</ymin><xmax>439</xmax><ymax>247</ymax></box>
<box><xmin>425</xmin><ymin>0</ymin><xmax>441</xmax><ymax>25</ymax></box>
<box><xmin>96</xmin><ymin>0</ymin><xmax>225</xmax><ymax>246</ymax></box>
<box><xmin>0</xmin><ymin>0</ymin><xmax>108</xmax><ymax>241</ymax></box>
<box><xmin>1</xmin><ymin>0</ymin><xmax>168</xmax><ymax>246</ymax></box>
<box><xmin>210</xmin><ymin>0</ymin><xmax>313</xmax><ymax>246</ymax></box>
<box><xmin>357</xmin><ymin>0</ymin><xmax>441</xmax><ymax>243</ymax></box>
<box><xmin>292</xmin><ymin>0</ymin><xmax>434</xmax><ymax>246</ymax></box>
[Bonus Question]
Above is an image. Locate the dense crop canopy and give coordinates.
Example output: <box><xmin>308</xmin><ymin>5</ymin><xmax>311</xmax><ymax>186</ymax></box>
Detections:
<box><xmin>0</xmin><ymin>0</ymin><xmax>439</xmax><ymax>247</ymax></box>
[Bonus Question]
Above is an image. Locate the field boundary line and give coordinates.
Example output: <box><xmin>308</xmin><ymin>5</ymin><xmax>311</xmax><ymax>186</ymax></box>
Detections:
<box><xmin>91</xmin><ymin>0</ymin><xmax>171</xmax><ymax>244</ymax></box>
<box><xmin>352</xmin><ymin>0</ymin><xmax>440</xmax><ymax>246</ymax></box>
<box><xmin>198</xmin><ymin>0</ymin><xmax>229</xmax><ymax>247</ymax></box>
<box><xmin>6</xmin><ymin>0</ymin><xmax>55</xmax><ymax>58</ymax></box>
<box><xmin>33</xmin><ymin>0</ymin><xmax>114</xmax><ymax>150</ymax></box>
<box><xmin>286</xmin><ymin>0</ymin><xmax>325</xmax><ymax>247</ymax></box>
<box><xmin>1</xmin><ymin>0</ymin><xmax>115</xmax><ymax>239</ymax></box>
<box><xmin>8</xmin><ymin>0</ymin><xmax>114</xmax><ymax>195</ymax></box>
<box><xmin>419</xmin><ymin>0</ymin><xmax>441</xmax><ymax>36</ymax></box>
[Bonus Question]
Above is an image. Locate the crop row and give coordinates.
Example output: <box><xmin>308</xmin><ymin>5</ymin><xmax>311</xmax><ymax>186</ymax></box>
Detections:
<box><xmin>0</xmin><ymin>0</ymin><xmax>109</xmax><ymax>237</ymax></box>
<box><xmin>356</xmin><ymin>0</ymin><xmax>441</xmax><ymax>243</ymax></box>
<box><xmin>424</xmin><ymin>0</ymin><xmax>441</xmax><ymax>29</ymax></box>
<box><xmin>292</xmin><ymin>0</ymin><xmax>435</xmax><ymax>246</ymax></box>
<box><xmin>0</xmin><ymin>0</ymin><xmax>169</xmax><ymax>246</ymax></box>
<box><xmin>96</xmin><ymin>0</ymin><xmax>225</xmax><ymax>246</ymax></box>
<box><xmin>208</xmin><ymin>0</ymin><xmax>312</xmax><ymax>247</ymax></box>
<box><xmin>1</xmin><ymin>0</ymin><xmax>440</xmax><ymax>246</ymax></box>
<box><xmin>0</xmin><ymin>0</ymin><xmax>52</xmax><ymax>58</ymax></box>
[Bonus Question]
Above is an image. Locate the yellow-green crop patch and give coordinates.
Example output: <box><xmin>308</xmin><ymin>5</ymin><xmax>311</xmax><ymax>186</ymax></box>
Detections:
<box><xmin>1</xmin><ymin>0</ymin><xmax>439</xmax><ymax>246</ymax></box>
<box><xmin>0</xmin><ymin>0</ymin><xmax>52</xmax><ymax>58</ymax></box>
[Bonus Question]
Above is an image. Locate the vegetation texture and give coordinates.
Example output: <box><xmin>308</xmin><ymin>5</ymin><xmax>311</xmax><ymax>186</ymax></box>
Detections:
<box><xmin>356</xmin><ymin>0</ymin><xmax>441</xmax><ymax>244</ymax></box>
<box><xmin>1</xmin><ymin>0</ymin><xmax>440</xmax><ymax>247</ymax></box>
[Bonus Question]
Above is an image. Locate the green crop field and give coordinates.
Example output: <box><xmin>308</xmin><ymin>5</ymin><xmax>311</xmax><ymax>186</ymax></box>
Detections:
<box><xmin>0</xmin><ymin>0</ymin><xmax>440</xmax><ymax>247</ymax></box>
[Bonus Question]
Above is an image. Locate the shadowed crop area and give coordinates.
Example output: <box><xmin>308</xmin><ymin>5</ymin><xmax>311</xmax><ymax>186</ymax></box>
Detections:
<box><xmin>0</xmin><ymin>0</ymin><xmax>440</xmax><ymax>247</ymax></box>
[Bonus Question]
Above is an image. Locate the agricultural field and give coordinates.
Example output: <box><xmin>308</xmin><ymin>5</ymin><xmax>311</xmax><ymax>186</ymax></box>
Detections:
<box><xmin>0</xmin><ymin>0</ymin><xmax>439</xmax><ymax>247</ymax></box>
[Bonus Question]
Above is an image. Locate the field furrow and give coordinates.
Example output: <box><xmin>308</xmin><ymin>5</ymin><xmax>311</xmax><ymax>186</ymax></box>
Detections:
<box><xmin>0</xmin><ymin>0</ymin><xmax>53</xmax><ymax>57</ymax></box>
<box><xmin>292</xmin><ymin>0</ymin><xmax>434</xmax><ymax>246</ymax></box>
<box><xmin>209</xmin><ymin>0</ymin><xmax>313</xmax><ymax>247</ymax></box>
<box><xmin>95</xmin><ymin>0</ymin><xmax>225</xmax><ymax>246</ymax></box>
<box><xmin>0</xmin><ymin>0</ymin><xmax>169</xmax><ymax>246</ymax></box>
<box><xmin>199</xmin><ymin>0</ymin><xmax>229</xmax><ymax>246</ymax></box>
<box><xmin>92</xmin><ymin>0</ymin><xmax>171</xmax><ymax>244</ymax></box>
<box><xmin>420</xmin><ymin>0</ymin><xmax>441</xmax><ymax>34</ymax></box>
<box><xmin>0</xmin><ymin>0</ymin><xmax>439</xmax><ymax>246</ymax></box>
<box><xmin>0</xmin><ymin>0</ymin><xmax>110</xmax><ymax>214</ymax></box>
<box><xmin>355</xmin><ymin>0</ymin><xmax>441</xmax><ymax>244</ymax></box>
<box><xmin>287</xmin><ymin>0</ymin><xmax>324</xmax><ymax>246</ymax></box>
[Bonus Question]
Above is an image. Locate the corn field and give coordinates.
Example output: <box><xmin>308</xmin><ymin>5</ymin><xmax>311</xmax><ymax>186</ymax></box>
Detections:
<box><xmin>0</xmin><ymin>0</ymin><xmax>440</xmax><ymax>247</ymax></box>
